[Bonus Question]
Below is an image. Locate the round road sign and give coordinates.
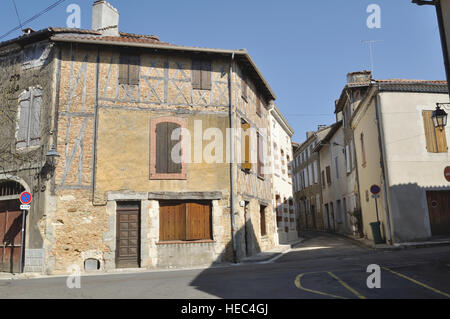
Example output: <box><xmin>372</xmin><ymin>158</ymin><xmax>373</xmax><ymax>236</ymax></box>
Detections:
<box><xmin>370</xmin><ymin>185</ymin><xmax>381</xmax><ymax>195</ymax></box>
<box><xmin>445</xmin><ymin>167</ymin><xmax>450</xmax><ymax>182</ymax></box>
<box><xmin>19</xmin><ymin>191</ymin><xmax>32</xmax><ymax>205</ymax></box>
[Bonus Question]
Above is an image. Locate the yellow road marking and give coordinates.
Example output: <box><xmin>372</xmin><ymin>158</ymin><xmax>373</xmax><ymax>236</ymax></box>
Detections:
<box><xmin>382</xmin><ymin>267</ymin><xmax>450</xmax><ymax>298</ymax></box>
<box><xmin>294</xmin><ymin>273</ymin><xmax>347</xmax><ymax>299</ymax></box>
<box><xmin>328</xmin><ymin>272</ymin><xmax>367</xmax><ymax>299</ymax></box>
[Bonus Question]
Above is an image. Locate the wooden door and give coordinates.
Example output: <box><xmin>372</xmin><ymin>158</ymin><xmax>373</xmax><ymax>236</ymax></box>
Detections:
<box><xmin>116</xmin><ymin>203</ymin><xmax>140</xmax><ymax>268</ymax></box>
<box><xmin>0</xmin><ymin>200</ymin><xmax>23</xmax><ymax>273</ymax></box>
<box><xmin>426</xmin><ymin>191</ymin><xmax>450</xmax><ymax>236</ymax></box>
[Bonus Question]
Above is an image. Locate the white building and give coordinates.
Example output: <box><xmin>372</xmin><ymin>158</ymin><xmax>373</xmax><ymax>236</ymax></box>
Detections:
<box><xmin>351</xmin><ymin>79</ymin><xmax>450</xmax><ymax>242</ymax></box>
<box><xmin>269</xmin><ymin>105</ymin><xmax>297</xmax><ymax>244</ymax></box>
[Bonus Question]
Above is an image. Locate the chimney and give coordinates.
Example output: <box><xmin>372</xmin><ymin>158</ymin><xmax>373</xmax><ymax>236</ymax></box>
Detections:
<box><xmin>92</xmin><ymin>1</ymin><xmax>119</xmax><ymax>36</ymax></box>
<box><xmin>347</xmin><ymin>70</ymin><xmax>372</xmax><ymax>85</ymax></box>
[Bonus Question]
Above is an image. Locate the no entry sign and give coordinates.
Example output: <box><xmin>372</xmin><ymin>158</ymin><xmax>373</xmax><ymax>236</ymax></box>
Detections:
<box><xmin>370</xmin><ymin>185</ymin><xmax>381</xmax><ymax>195</ymax></box>
<box><xmin>445</xmin><ymin>167</ymin><xmax>450</xmax><ymax>182</ymax></box>
<box><xmin>19</xmin><ymin>191</ymin><xmax>32</xmax><ymax>205</ymax></box>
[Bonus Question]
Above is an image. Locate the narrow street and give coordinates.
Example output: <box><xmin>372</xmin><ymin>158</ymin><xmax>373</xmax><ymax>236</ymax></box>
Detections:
<box><xmin>1</xmin><ymin>232</ymin><xmax>449</xmax><ymax>299</ymax></box>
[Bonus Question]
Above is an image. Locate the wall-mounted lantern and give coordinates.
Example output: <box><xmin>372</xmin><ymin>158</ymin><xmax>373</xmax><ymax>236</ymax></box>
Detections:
<box><xmin>433</xmin><ymin>104</ymin><xmax>448</xmax><ymax>130</ymax></box>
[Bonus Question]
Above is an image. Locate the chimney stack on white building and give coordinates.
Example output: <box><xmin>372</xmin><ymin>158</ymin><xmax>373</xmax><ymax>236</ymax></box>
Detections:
<box><xmin>92</xmin><ymin>0</ymin><xmax>119</xmax><ymax>36</ymax></box>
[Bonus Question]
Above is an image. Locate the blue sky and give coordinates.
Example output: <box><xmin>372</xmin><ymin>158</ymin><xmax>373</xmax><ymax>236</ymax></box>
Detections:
<box><xmin>0</xmin><ymin>0</ymin><xmax>445</xmax><ymax>142</ymax></box>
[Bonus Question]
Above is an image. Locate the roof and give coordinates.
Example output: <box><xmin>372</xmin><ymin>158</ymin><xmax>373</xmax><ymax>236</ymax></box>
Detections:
<box><xmin>334</xmin><ymin>78</ymin><xmax>448</xmax><ymax>114</ymax></box>
<box><xmin>313</xmin><ymin>121</ymin><xmax>343</xmax><ymax>152</ymax></box>
<box><xmin>0</xmin><ymin>27</ymin><xmax>276</xmax><ymax>101</ymax></box>
<box><xmin>270</xmin><ymin>105</ymin><xmax>294</xmax><ymax>137</ymax></box>
<box><xmin>294</xmin><ymin>124</ymin><xmax>332</xmax><ymax>156</ymax></box>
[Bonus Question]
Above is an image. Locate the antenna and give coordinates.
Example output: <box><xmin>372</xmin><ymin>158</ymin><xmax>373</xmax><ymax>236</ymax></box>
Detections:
<box><xmin>361</xmin><ymin>40</ymin><xmax>383</xmax><ymax>75</ymax></box>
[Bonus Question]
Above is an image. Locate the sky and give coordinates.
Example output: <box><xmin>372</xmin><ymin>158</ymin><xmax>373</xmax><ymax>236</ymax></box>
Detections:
<box><xmin>0</xmin><ymin>0</ymin><xmax>445</xmax><ymax>142</ymax></box>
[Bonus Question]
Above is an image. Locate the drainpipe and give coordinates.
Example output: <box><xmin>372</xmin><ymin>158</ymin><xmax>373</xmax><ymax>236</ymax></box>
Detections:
<box><xmin>92</xmin><ymin>48</ymin><xmax>101</xmax><ymax>205</ymax></box>
<box><xmin>228</xmin><ymin>52</ymin><xmax>238</xmax><ymax>263</ymax></box>
<box><xmin>374</xmin><ymin>88</ymin><xmax>393</xmax><ymax>244</ymax></box>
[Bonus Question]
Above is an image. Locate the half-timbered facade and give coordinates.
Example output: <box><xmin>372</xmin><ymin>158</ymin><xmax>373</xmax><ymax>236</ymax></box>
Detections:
<box><xmin>0</xmin><ymin>1</ymin><xmax>279</xmax><ymax>273</ymax></box>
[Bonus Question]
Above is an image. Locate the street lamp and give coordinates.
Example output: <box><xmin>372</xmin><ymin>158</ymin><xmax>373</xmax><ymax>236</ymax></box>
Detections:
<box><xmin>432</xmin><ymin>104</ymin><xmax>448</xmax><ymax>130</ymax></box>
<box><xmin>45</xmin><ymin>146</ymin><xmax>60</xmax><ymax>168</ymax></box>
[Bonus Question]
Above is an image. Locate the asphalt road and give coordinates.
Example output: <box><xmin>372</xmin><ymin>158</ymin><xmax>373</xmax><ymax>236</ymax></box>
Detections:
<box><xmin>1</xmin><ymin>231</ymin><xmax>450</xmax><ymax>299</ymax></box>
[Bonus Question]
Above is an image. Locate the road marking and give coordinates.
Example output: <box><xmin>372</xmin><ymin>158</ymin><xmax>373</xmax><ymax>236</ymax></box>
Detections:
<box><xmin>328</xmin><ymin>272</ymin><xmax>366</xmax><ymax>299</ymax></box>
<box><xmin>383</xmin><ymin>266</ymin><xmax>450</xmax><ymax>298</ymax></box>
<box><xmin>294</xmin><ymin>273</ymin><xmax>347</xmax><ymax>299</ymax></box>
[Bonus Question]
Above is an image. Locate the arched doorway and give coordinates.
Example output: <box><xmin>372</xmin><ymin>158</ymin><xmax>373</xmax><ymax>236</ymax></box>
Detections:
<box><xmin>0</xmin><ymin>180</ymin><xmax>25</xmax><ymax>273</ymax></box>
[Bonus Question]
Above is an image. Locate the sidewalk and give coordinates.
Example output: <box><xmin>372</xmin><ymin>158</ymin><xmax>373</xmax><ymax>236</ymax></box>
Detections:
<box><xmin>240</xmin><ymin>238</ymin><xmax>305</xmax><ymax>263</ymax></box>
<box><xmin>338</xmin><ymin>232</ymin><xmax>450</xmax><ymax>251</ymax></box>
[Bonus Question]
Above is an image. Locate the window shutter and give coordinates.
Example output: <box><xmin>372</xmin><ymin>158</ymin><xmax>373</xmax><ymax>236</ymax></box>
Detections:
<box><xmin>423</xmin><ymin>111</ymin><xmax>438</xmax><ymax>153</ymax></box>
<box><xmin>436</xmin><ymin>126</ymin><xmax>448</xmax><ymax>152</ymax></box>
<box><xmin>119</xmin><ymin>54</ymin><xmax>129</xmax><ymax>85</ymax></box>
<box><xmin>187</xmin><ymin>202</ymin><xmax>211</xmax><ymax>240</ymax></box>
<box><xmin>242</xmin><ymin>122</ymin><xmax>252</xmax><ymax>170</ymax></box>
<box><xmin>260</xmin><ymin>206</ymin><xmax>266</xmax><ymax>236</ymax></box>
<box><xmin>17</xmin><ymin>90</ymin><xmax>31</xmax><ymax>148</ymax></box>
<box><xmin>256</xmin><ymin>95</ymin><xmax>262</xmax><ymax>116</ymax></box>
<box><xmin>29</xmin><ymin>90</ymin><xmax>42</xmax><ymax>147</ymax></box>
<box><xmin>128</xmin><ymin>55</ymin><xmax>140</xmax><ymax>86</ymax></box>
<box><xmin>257</xmin><ymin>132</ymin><xmax>263</xmax><ymax>177</ymax></box>
<box><xmin>156</xmin><ymin>122</ymin><xmax>169</xmax><ymax>174</ymax></box>
<box><xmin>167</xmin><ymin>122</ymin><xmax>182</xmax><ymax>174</ymax></box>
<box><xmin>159</xmin><ymin>202</ymin><xmax>186</xmax><ymax>241</ymax></box>
<box><xmin>201</xmin><ymin>61</ymin><xmax>211</xmax><ymax>90</ymax></box>
<box><xmin>242</xmin><ymin>76</ymin><xmax>248</xmax><ymax>100</ymax></box>
<box><xmin>192</xmin><ymin>60</ymin><xmax>202</xmax><ymax>89</ymax></box>
<box><xmin>326</xmin><ymin>166</ymin><xmax>331</xmax><ymax>185</ymax></box>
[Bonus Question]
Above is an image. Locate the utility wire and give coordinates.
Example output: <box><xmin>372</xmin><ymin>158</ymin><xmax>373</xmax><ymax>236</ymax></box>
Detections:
<box><xmin>11</xmin><ymin>0</ymin><xmax>23</xmax><ymax>32</ymax></box>
<box><xmin>0</xmin><ymin>0</ymin><xmax>67</xmax><ymax>40</ymax></box>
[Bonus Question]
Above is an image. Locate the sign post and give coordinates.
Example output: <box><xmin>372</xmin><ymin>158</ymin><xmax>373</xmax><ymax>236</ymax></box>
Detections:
<box><xmin>369</xmin><ymin>185</ymin><xmax>384</xmax><ymax>244</ymax></box>
<box><xmin>18</xmin><ymin>191</ymin><xmax>31</xmax><ymax>274</ymax></box>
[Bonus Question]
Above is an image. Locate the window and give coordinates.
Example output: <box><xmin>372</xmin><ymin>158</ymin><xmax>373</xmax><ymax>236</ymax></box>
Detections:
<box><xmin>308</xmin><ymin>164</ymin><xmax>313</xmax><ymax>186</ymax></box>
<box><xmin>345</xmin><ymin>145</ymin><xmax>351</xmax><ymax>173</ymax></box>
<box><xmin>159</xmin><ymin>201</ymin><xmax>212</xmax><ymax>241</ymax></box>
<box><xmin>192</xmin><ymin>60</ymin><xmax>212</xmax><ymax>90</ymax></box>
<box><xmin>150</xmin><ymin>118</ymin><xmax>187</xmax><ymax>179</ymax></box>
<box><xmin>326</xmin><ymin>166</ymin><xmax>331</xmax><ymax>185</ymax></box>
<box><xmin>256</xmin><ymin>95</ymin><xmax>262</xmax><ymax>116</ymax></box>
<box><xmin>260</xmin><ymin>205</ymin><xmax>267</xmax><ymax>236</ymax></box>
<box><xmin>422</xmin><ymin>110</ymin><xmax>448</xmax><ymax>153</ymax></box>
<box><xmin>16</xmin><ymin>87</ymin><xmax>42</xmax><ymax>149</ymax></box>
<box><xmin>241</xmin><ymin>121</ymin><xmax>252</xmax><ymax>171</ymax></box>
<box><xmin>22</xmin><ymin>41</ymin><xmax>51</xmax><ymax>70</ymax></box>
<box><xmin>119</xmin><ymin>53</ymin><xmax>140</xmax><ymax>85</ymax></box>
<box><xmin>313</xmin><ymin>161</ymin><xmax>318</xmax><ymax>184</ymax></box>
<box><xmin>322</xmin><ymin>170</ymin><xmax>326</xmax><ymax>189</ymax></box>
<box><xmin>241</xmin><ymin>75</ymin><xmax>248</xmax><ymax>101</ymax></box>
<box><xmin>257</xmin><ymin>132</ymin><xmax>264</xmax><ymax>178</ymax></box>
<box><xmin>336</xmin><ymin>200</ymin><xmax>342</xmax><ymax>223</ymax></box>
<box><xmin>360</xmin><ymin>133</ymin><xmax>367</xmax><ymax>167</ymax></box>
<box><xmin>335</xmin><ymin>157</ymin><xmax>339</xmax><ymax>179</ymax></box>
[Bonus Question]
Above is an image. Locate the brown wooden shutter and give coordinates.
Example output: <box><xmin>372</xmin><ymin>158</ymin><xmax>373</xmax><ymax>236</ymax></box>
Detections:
<box><xmin>201</xmin><ymin>61</ymin><xmax>211</xmax><ymax>90</ymax></box>
<box><xmin>192</xmin><ymin>60</ymin><xmax>202</xmax><ymax>89</ymax></box>
<box><xmin>187</xmin><ymin>202</ymin><xmax>211</xmax><ymax>240</ymax></box>
<box><xmin>128</xmin><ymin>55</ymin><xmax>140</xmax><ymax>86</ymax></box>
<box><xmin>436</xmin><ymin>127</ymin><xmax>448</xmax><ymax>152</ymax></box>
<box><xmin>119</xmin><ymin>54</ymin><xmax>129</xmax><ymax>85</ymax></box>
<box><xmin>241</xmin><ymin>122</ymin><xmax>252</xmax><ymax>170</ymax></box>
<box><xmin>167</xmin><ymin>122</ymin><xmax>182</xmax><ymax>174</ymax></box>
<box><xmin>159</xmin><ymin>202</ymin><xmax>186</xmax><ymax>241</ymax></box>
<box><xmin>423</xmin><ymin>111</ymin><xmax>438</xmax><ymax>153</ymax></box>
<box><xmin>423</xmin><ymin>110</ymin><xmax>448</xmax><ymax>153</ymax></box>
<box><xmin>156</xmin><ymin>122</ymin><xmax>169</xmax><ymax>174</ymax></box>
<box><xmin>322</xmin><ymin>171</ymin><xmax>326</xmax><ymax>188</ymax></box>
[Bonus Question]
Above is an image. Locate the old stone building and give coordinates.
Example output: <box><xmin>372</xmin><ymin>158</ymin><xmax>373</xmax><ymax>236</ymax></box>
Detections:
<box><xmin>292</xmin><ymin>125</ymin><xmax>331</xmax><ymax>231</ymax></box>
<box><xmin>0</xmin><ymin>1</ymin><xmax>279</xmax><ymax>274</ymax></box>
